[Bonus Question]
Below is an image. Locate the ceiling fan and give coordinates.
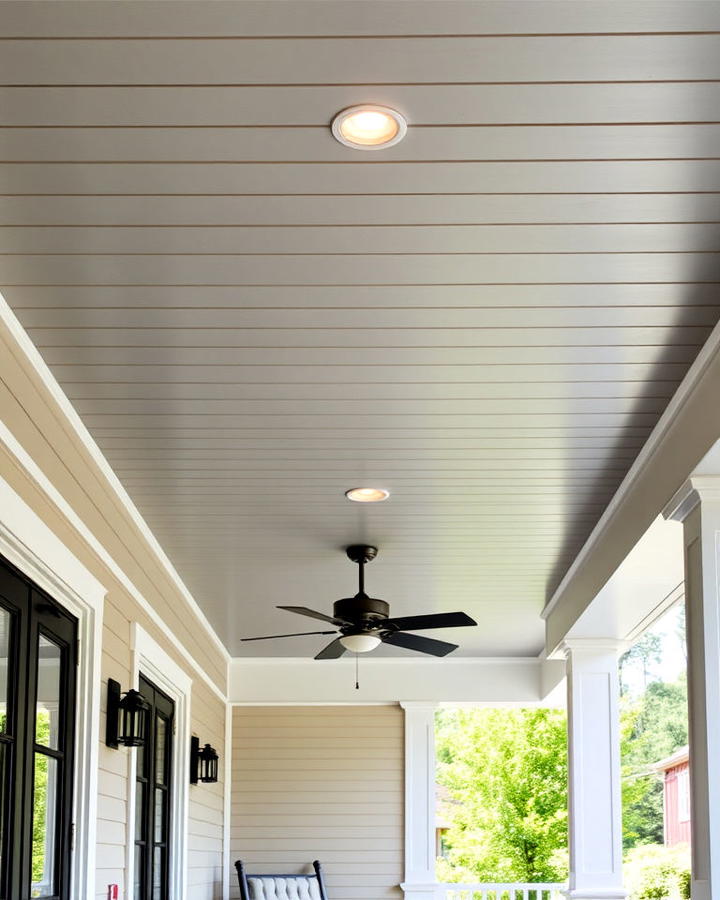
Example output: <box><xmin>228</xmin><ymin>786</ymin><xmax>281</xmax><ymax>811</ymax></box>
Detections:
<box><xmin>241</xmin><ymin>545</ymin><xmax>478</xmax><ymax>659</ymax></box>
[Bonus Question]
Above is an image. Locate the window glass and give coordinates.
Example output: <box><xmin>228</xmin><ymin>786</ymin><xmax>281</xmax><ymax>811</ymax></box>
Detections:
<box><xmin>0</xmin><ymin>608</ymin><xmax>10</xmax><ymax>734</ymax></box>
<box><xmin>152</xmin><ymin>847</ymin><xmax>164</xmax><ymax>900</ymax></box>
<box><xmin>0</xmin><ymin>741</ymin><xmax>6</xmax><ymax>889</ymax></box>
<box><xmin>35</xmin><ymin>636</ymin><xmax>61</xmax><ymax>750</ymax></box>
<box><xmin>134</xmin><ymin>845</ymin><xmax>143</xmax><ymax>900</ymax></box>
<box><xmin>31</xmin><ymin>754</ymin><xmax>58</xmax><ymax>898</ymax></box>
<box><xmin>154</xmin><ymin>716</ymin><xmax>167</xmax><ymax>785</ymax></box>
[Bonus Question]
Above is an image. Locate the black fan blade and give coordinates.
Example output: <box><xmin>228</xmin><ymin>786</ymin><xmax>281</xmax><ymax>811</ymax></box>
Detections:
<box><xmin>314</xmin><ymin>637</ymin><xmax>347</xmax><ymax>660</ymax></box>
<box><xmin>383</xmin><ymin>611</ymin><xmax>477</xmax><ymax>632</ymax></box>
<box><xmin>277</xmin><ymin>605</ymin><xmax>345</xmax><ymax>626</ymax></box>
<box><xmin>382</xmin><ymin>631</ymin><xmax>458</xmax><ymax>657</ymax></box>
<box><xmin>241</xmin><ymin>630</ymin><xmax>336</xmax><ymax>642</ymax></box>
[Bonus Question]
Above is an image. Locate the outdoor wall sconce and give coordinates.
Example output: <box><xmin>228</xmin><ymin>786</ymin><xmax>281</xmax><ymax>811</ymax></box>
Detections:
<box><xmin>190</xmin><ymin>736</ymin><xmax>219</xmax><ymax>784</ymax></box>
<box><xmin>106</xmin><ymin>679</ymin><xmax>150</xmax><ymax>749</ymax></box>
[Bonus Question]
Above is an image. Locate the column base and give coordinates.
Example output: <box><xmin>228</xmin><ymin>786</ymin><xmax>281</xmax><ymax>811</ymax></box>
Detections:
<box><xmin>400</xmin><ymin>882</ymin><xmax>438</xmax><ymax>900</ymax></box>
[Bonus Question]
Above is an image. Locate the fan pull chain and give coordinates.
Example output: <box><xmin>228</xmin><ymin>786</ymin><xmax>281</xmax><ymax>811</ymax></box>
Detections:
<box><xmin>355</xmin><ymin>652</ymin><xmax>359</xmax><ymax>690</ymax></box>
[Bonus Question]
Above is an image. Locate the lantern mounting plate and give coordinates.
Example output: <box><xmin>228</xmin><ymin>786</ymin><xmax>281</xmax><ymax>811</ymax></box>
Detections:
<box><xmin>190</xmin><ymin>735</ymin><xmax>201</xmax><ymax>784</ymax></box>
<box><xmin>106</xmin><ymin>678</ymin><xmax>122</xmax><ymax>749</ymax></box>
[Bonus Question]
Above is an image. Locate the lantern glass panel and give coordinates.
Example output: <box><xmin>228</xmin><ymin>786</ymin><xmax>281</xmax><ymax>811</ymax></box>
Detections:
<box><xmin>199</xmin><ymin>744</ymin><xmax>218</xmax><ymax>783</ymax></box>
<box><xmin>119</xmin><ymin>689</ymin><xmax>149</xmax><ymax>747</ymax></box>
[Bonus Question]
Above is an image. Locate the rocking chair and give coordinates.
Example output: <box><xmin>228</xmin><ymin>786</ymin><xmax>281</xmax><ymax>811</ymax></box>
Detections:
<box><xmin>235</xmin><ymin>860</ymin><xmax>330</xmax><ymax>900</ymax></box>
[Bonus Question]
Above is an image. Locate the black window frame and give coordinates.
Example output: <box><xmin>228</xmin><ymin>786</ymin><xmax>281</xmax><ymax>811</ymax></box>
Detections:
<box><xmin>0</xmin><ymin>553</ymin><xmax>77</xmax><ymax>900</ymax></box>
<box><xmin>134</xmin><ymin>675</ymin><xmax>174</xmax><ymax>900</ymax></box>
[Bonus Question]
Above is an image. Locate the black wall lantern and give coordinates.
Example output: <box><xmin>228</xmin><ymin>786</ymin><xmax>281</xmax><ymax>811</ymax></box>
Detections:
<box><xmin>106</xmin><ymin>679</ymin><xmax>150</xmax><ymax>749</ymax></box>
<box><xmin>190</xmin><ymin>736</ymin><xmax>219</xmax><ymax>784</ymax></box>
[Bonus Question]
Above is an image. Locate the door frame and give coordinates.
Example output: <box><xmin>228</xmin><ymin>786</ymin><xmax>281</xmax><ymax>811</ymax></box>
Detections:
<box><xmin>0</xmin><ymin>475</ymin><xmax>105</xmax><ymax>900</ymax></box>
<box><xmin>128</xmin><ymin>622</ymin><xmax>191</xmax><ymax>900</ymax></box>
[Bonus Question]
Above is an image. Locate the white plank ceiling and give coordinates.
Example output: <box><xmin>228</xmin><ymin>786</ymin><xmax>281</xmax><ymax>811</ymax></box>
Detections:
<box><xmin>1</xmin><ymin>0</ymin><xmax>719</xmax><ymax>658</ymax></box>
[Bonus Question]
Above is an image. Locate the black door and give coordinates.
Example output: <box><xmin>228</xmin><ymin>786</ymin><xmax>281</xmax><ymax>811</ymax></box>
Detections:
<box><xmin>134</xmin><ymin>675</ymin><xmax>174</xmax><ymax>900</ymax></box>
<box><xmin>0</xmin><ymin>554</ymin><xmax>77</xmax><ymax>900</ymax></box>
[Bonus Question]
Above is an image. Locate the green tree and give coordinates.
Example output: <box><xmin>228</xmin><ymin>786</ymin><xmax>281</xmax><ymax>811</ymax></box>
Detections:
<box><xmin>436</xmin><ymin>707</ymin><xmax>568</xmax><ymax>883</ymax></box>
<box><xmin>621</xmin><ymin>675</ymin><xmax>688</xmax><ymax>848</ymax></box>
<box><xmin>620</xmin><ymin>633</ymin><xmax>663</xmax><ymax>695</ymax></box>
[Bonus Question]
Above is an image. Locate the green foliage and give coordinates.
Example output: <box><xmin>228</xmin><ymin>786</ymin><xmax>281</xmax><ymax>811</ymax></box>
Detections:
<box><xmin>620</xmin><ymin>675</ymin><xmax>688</xmax><ymax>849</ymax></box>
<box><xmin>32</xmin><ymin>710</ymin><xmax>51</xmax><ymax>886</ymax></box>
<box><xmin>623</xmin><ymin>844</ymin><xmax>690</xmax><ymax>900</ymax></box>
<box><xmin>435</xmin><ymin>707</ymin><xmax>568</xmax><ymax>883</ymax></box>
<box><xmin>620</xmin><ymin>633</ymin><xmax>663</xmax><ymax>695</ymax></box>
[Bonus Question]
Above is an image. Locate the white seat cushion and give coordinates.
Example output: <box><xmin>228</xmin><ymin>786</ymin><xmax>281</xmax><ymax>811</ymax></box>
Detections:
<box><xmin>248</xmin><ymin>877</ymin><xmax>323</xmax><ymax>900</ymax></box>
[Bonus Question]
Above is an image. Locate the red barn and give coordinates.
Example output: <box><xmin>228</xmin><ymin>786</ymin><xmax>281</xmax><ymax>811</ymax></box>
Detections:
<box><xmin>654</xmin><ymin>746</ymin><xmax>691</xmax><ymax>847</ymax></box>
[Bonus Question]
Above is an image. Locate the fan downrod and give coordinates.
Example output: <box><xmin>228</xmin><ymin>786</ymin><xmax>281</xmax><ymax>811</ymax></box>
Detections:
<box><xmin>345</xmin><ymin>544</ymin><xmax>378</xmax><ymax>565</ymax></box>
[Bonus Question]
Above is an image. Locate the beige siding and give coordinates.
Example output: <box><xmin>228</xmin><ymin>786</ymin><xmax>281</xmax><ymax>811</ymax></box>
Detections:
<box><xmin>189</xmin><ymin>679</ymin><xmax>227</xmax><ymax>900</ymax></box>
<box><xmin>231</xmin><ymin>706</ymin><xmax>404</xmax><ymax>900</ymax></box>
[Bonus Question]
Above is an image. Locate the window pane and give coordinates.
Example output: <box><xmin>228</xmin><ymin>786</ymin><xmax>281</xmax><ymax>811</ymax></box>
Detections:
<box><xmin>153</xmin><ymin>846</ymin><xmax>164</xmax><ymax>900</ymax></box>
<box><xmin>154</xmin><ymin>789</ymin><xmax>166</xmax><ymax>843</ymax></box>
<box><xmin>31</xmin><ymin>752</ymin><xmax>58</xmax><ymax>898</ymax></box>
<box><xmin>0</xmin><ymin>608</ymin><xmax>10</xmax><ymax>735</ymax></box>
<box><xmin>154</xmin><ymin>716</ymin><xmax>167</xmax><ymax>785</ymax></box>
<box><xmin>137</xmin><ymin>735</ymin><xmax>146</xmax><ymax>779</ymax></box>
<box><xmin>36</xmin><ymin>635</ymin><xmax>61</xmax><ymax>750</ymax></box>
<box><xmin>0</xmin><ymin>742</ymin><xmax>6</xmax><ymax>890</ymax></box>
<box><xmin>135</xmin><ymin>781</ymin><xmax>145</xmax><ymax>842</ymax></box>
<box><xmin>134</xmin><ymin>845</ymin><xmax>143</xmax><ymax>900</ymax></box>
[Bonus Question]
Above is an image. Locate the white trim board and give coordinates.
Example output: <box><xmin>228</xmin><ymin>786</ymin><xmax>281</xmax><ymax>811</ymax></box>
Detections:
<box><xmin>0</xmin><ymin>290</ymin><xmax>230</xmax><ymax>669</ymax></box>
<box><xmin>0</xmin><ymin>420</ymin><xmax>227</xmax><ymax>704</ymax></box>
<box><xmin>127</xmin><ymin>623</ymin><xmax>193</xmax><ymax>900</ymax></box>
<box><xmin>222</xmin><ymin>702</ymin><xmax>232</xmax><ymax>900</ymax></box>
<box><xmin>229</xmin><ymin>656</ymin><xmax>559</xmax><ymax>704</ymax></box>
<box><xmin>0</xmin><ymin>474</ymin><xmax>105</xmax><ymax>900</ymax></box>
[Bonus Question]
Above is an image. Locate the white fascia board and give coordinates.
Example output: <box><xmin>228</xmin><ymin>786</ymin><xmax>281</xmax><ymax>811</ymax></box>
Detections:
<box><xmin>548</xmin><ymin>515</ymin><xmax>685</xmax><ymax>655</ymax></box>
<box><xmin>229</xmin><ymin>656</ymin><xmax>555</xmax><ymax>705</ymax></box>
<box><xmin>543</xmin><ymin>318</ymin><xmax>720</xmax><ymax>655</ymax></box>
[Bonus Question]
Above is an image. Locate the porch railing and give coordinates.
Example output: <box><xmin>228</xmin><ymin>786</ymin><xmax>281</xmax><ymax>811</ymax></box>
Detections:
<box><xmin>439</xmin><ymin>883</ymin><xmax>566</xmax><ymax>900</ymax></box>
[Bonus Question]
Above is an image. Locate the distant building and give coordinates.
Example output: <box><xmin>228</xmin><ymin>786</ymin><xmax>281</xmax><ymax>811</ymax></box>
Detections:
<box><xmin>653</xmin><ymin>746</ymin><xmax>691</xmax><ymax>847</ymax></box>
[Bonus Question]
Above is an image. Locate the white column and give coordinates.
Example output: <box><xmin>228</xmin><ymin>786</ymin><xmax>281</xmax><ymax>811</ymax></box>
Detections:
<box><xmin>664</xmin><ymin>476</ymin><xmax>720</xmax><ymax>900</ymax></box>
<box><xmin>400</xmin><ymin>702</ymin><xmax>437</xmax><ymax>900</ymax></box>
<box><xmin>563</xmin><ymin>640</ymin><xmax>626</xmax><ymax>900</ymax></box>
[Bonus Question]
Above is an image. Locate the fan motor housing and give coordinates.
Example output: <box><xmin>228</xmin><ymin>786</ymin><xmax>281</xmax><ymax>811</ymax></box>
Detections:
<box><xmin>334</xmin><ymin>595</ymin><xmax>389</xmax><ymax>625</ymax></box>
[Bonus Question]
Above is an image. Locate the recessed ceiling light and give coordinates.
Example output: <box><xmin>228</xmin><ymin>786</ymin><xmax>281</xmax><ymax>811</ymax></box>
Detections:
<box><xmin>331</xmin><ymin>105</ymin><xmax>407</xmax><ymax>150</ymax></box>
<box><xmin>345</xmin><ymin>487</ymin><xmax>390</xmax><ymax>503</ymax></box>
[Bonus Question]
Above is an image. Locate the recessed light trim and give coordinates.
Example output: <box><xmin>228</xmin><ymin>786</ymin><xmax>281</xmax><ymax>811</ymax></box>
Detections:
<box><xmin>331</xmin><ymin>105</ymin><xmax>407</xmax><ymax>150</ymax></box>
<box><xmin>345</xmin><ymin>487</ymin><xmax>390</xmax><ymax>503</ymax></box>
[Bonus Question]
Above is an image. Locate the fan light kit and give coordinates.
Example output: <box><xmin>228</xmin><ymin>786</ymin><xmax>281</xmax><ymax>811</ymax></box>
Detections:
<box><xmin>345</xmin><ymin>487</ymin><xmax>389</xmax><ymax>503</ymax></box>
<box><xmin>331</xmin><ymin>105</ymin><xmax>407</xmax><ymax>149</ymax></box>
<box><xmin>241</xmin><ymin>545</ymin><xmax>477</xmax><ymax>663</ymax></box>
<box><xmin>339</xmin><ymin>633</ymin><xmax>382</xmax><ymax>653</ymax></box>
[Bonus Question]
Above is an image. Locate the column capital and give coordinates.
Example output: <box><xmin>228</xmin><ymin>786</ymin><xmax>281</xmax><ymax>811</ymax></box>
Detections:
<box><xmin>663</xmin><ymin>475</ymin><xmax>720</xmax><ymax>523</ymax></box>
<box><xmin>560</xmin><ymin>638</ymin><xmax>629</xmax><ymax>657</ymax></box>
<box><xmin>399</xmin><ymin>701</ymin><xmax>438</xmax><ymax>712</ymax></box>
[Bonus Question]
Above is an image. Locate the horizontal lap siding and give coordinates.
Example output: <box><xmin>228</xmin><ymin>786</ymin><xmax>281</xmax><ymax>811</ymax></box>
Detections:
<box><xmin>190</xmin><ymin>679</ymin><xmax>227</xmax><ymax>900</ymax></box>
<box><xmin>230</xmin><ymin>706</ymin><xmax>404</xmax><ymax>900</ymax></box>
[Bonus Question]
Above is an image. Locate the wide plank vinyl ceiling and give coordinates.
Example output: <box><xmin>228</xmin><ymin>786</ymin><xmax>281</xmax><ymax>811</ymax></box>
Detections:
<box><xmin>1</xmin><ymin>0</ymin><xmax>719</xmax><ymax>657</ymax></box>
